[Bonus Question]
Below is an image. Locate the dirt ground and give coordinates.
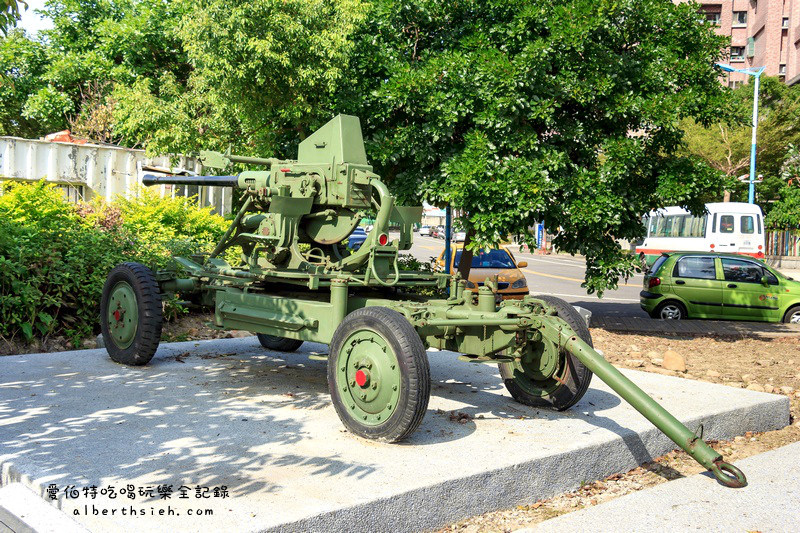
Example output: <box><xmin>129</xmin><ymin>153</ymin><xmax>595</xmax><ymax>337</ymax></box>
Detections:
<box><xmin>441</xmin><ymin>328</ymin><xmax>800</xmax><ymax>533</ymax></box>
<box><xmin>4</xmin><ymin>315</ymin><xmax>799</xmax><ymax>531</ymax></box>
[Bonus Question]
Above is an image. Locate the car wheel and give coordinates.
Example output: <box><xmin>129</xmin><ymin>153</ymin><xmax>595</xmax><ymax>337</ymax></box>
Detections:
<box><xmin>782</xmin><ymin>305</ymin><xmax>800</xmax><ymax>324</ymax></box>
<box><xmin>653</xmin><ymin>301</ymin><xmax>686</xmax><ymax>320</ymax></box>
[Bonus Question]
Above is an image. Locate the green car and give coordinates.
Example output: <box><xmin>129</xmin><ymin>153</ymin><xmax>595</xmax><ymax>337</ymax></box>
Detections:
<box><xmin>640</xmin><ymin>252</ymin><xmax>800</xmax><ymax>323</ymax></box>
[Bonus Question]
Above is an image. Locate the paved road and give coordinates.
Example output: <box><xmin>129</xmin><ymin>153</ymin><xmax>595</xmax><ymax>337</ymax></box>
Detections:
<box><xmin>407</xmin><ymin>235</ymin><xmax>645</xmax><ymax>319</ymax></box>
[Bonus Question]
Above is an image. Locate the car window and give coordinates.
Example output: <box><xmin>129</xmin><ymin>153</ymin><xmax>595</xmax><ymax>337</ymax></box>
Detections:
<box><xmin>740</xmin><ymin>216</ymin><xmax>754</xmax><ymax>234</ymax></box>
<box><xmin>719</xmin><ymin>215</ymin><xmax>734</xmax><ymax>234</ymax></box>
<box><xmin>454</xmin><ymin>249</ymin><xmax>516</xmax><ymax>269</ymax></box>
<box><xmin>649</xmin><ymin>255</ymin><xmax>669</xmax><ymax>275</ymax></box>
<box><xmin>721</xmin><ymin>258</ymin><xmax>765</xmax><ymax>283</ymax></box>
<box><xmin>673</xmin><ymin>256</ymin><xmax>716</xmax><ymax>280</ymax></box>
<box><xmin>764</xmin><ymin>269</ymin><xmax>779</xmax><ymax>285</ymax></box>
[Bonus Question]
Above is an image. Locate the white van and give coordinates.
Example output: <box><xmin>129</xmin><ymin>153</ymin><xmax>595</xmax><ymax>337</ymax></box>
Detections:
<box><xmin>636</xmin><ymin>203</ymin><xmax>765</xmax><ymax>265</ymax></box>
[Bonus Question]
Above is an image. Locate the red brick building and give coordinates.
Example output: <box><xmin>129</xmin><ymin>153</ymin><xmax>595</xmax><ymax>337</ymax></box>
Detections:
<box><xmin>678</xmin><ymin>1</ymin><xmax>799</xmax><ymax>86</ymax></box>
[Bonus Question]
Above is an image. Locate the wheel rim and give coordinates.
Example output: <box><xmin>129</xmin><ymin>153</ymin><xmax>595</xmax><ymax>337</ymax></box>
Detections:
<box><xmin>791</xmin><ymin>311</ymin><xmax>800</xmax><ymax>324</ymax></box>
<box><xmin>335</xmin><ymin>328</ymin><xmax>401</xmax><ymax>426</ymax></box>
<box><xmin>660</xmin><ymin>304</ymin><xmax>682</xmax><ymax>320</ymax></box>
<box><xmin>508</xmin><ymin>338</ymin><xmax>565</xmax><ymax>397</ymax></box>
<box><xmin>107</xmin><ymin>281</ymin><xmax>139</xmax><ymax>349</ymax></box>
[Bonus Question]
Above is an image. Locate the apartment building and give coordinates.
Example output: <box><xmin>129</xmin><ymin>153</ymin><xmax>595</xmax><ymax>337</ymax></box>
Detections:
<box><xmin>679</xmin><ymin>1</ymin><xmax>800</xmax><ymax>86</ymax></box>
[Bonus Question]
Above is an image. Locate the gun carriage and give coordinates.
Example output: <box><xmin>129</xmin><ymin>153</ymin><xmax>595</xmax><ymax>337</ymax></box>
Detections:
<box><xmin>100</xmin><ymin>115</ymin><xmax>746</xmax><ymax>487</ymax></box>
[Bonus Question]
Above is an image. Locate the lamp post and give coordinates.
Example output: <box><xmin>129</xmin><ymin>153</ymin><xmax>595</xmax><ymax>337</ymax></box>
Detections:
<box><xmin>715</xmin><ymin>63</ymin><xmax>766</xmax><ymax>204</ymax></box>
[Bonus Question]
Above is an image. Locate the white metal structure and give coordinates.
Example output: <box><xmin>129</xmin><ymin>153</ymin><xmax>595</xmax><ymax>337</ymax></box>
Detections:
<box><xmin>636</xmin><ymin>202</ymin><xmax>765</xmax><ymax>263</ymax></box>
<box><xmin>0</xmin><ymin>136</ymin><xmax>232</xmax><ymax>214</ymax></box>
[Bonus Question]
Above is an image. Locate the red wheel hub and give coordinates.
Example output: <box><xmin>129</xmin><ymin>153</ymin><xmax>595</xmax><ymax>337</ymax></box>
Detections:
<box><xmin>355</xmin><ymin>369</ymin><xmax>369</xmax><ymax>387</ymax></box>
<box><xmin>113</xmin><ymin>310</ymin><xmax>122</xmax><ymax>322</ymax></box>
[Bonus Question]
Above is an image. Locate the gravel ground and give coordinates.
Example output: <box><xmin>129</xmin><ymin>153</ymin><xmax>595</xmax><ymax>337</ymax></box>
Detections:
<box><xmin>440</xmin><ymin>328</ymin><xmax>800</xmax><ymax>533</ymax></box>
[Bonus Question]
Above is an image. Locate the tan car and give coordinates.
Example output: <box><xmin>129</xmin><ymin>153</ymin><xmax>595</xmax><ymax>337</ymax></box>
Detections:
<box><xmin>437</xmin><ymin>247</ymin><xmax>529</xmax><ymax>300</ymax></box>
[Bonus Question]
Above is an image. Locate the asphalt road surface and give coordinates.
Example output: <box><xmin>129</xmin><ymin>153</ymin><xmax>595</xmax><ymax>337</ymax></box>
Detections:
<box><xmin>407</xmin><ymin>235</ymin><xmax>646</xmax><ymax>319</ymax></box>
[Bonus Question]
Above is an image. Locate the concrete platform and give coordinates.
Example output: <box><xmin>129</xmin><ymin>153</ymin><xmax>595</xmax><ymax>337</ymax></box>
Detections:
<box><xmin>0</xmin><ymin>338</ymin><xmax>790</xmax><ymax>532</ymax></box>
<box><xmin>531</xmin><ymin>441</ymin><xmax>800</xmax><ymax>533</ymax></box>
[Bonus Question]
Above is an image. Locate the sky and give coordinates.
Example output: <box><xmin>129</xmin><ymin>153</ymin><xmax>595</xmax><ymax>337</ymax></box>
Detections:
<box><xmin>16</xmin><ymin>0</ymin><xmax>53</xmax><ymax>36</ymax></box>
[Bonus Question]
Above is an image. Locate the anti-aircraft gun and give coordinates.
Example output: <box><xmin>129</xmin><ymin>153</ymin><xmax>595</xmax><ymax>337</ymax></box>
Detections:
<box><xmin>100</xmin><ymin>115</ymin><xmax>746</xmax><ymax>487</ymax></box>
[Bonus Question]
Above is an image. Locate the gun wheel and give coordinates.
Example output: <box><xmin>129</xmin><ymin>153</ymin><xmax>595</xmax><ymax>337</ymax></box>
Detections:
<box><xmin>100</xmin><ymin>262</ymin><xmax>162</xmax><ymax>366</ymax></box>
<box><xmin>500</xmin><ymin>295</ymin><xmax>593</xmax><ymax>411</ymax></box>
<box><xmin>327</xmin><ymin>307</ymin><xmax>430</xmax><ymax>442</ymax></box>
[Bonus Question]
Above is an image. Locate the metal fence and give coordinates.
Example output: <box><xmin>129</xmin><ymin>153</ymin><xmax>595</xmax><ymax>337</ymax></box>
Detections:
<box><xmin>0</xmin><ymin>136</ymin><xmax>232</xmax><ymax>215</ymax></box>
<box><xmin>766</xmin><ymin>229</ymin><xmax>800</xmax><ymax>257</ymax></box>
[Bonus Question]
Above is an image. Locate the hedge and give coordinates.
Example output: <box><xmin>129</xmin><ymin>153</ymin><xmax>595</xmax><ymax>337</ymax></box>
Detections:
<box><xmin>0</xmin><ymin>181</ymin><xmax>227</xmax><ymax>345</ymax></box>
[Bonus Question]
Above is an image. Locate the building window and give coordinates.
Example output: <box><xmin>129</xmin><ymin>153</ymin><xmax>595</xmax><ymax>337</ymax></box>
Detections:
<box><xmin>780</xmin><ymin>64</ymin><xmax>787</xmax><ymax>75</ymax></box>
<box><xmin>55</xmin><ymin>185</ymin><xmax>85</xmax><ymax>203</ymax></box>
<box><xmin>783</xmin><ymin>17</ymin><xmax>790</xmax><ymax>29</ymax></box>
<box><xmin>733</xmin><ymin>11</ymin><xmax>748</xmax><ymax>26</ymax></box>
<box><xmin>730</xmin><ymin>46</ymin><xmax>746</xmax><ymax>61</ymax></box>
<box><xmin>704</xmin><ymin>12</ymin><xmax>721</xmax><ymax>25</ymax></box>
<box><xmin>728</xmin><ymin>80</ymin><xmax>744</xmax><ymax>89</ymax></box>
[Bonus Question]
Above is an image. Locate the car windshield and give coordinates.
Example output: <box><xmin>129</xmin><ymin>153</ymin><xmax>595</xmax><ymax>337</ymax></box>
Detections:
<box><xmin>454</xmin><ymin>249</ymin><xmax>516</xmax><ymax>269</ymax></box>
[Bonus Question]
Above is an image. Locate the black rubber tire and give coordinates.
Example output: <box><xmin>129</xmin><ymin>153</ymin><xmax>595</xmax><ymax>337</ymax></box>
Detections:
<box><xmin>651</xmin><ymin>300</ymin><xmax>687</xmax><ymax>320</ymax></box>
<box><xmin>257</xmin><ymin>334</ymin><xmax>304</xmax><ymax>352</ymax></box>
<box><xmin>100</xmin><ymin>262</ymin><xmax>162</xmax><ymax>366</ymax></box>
<box><xmin>327</xmin><ymin>307</ymin><xmax>431</xmax><ymax>442</ymax></box>
<box><xmin>500</xmin><ymin>295</ymin><xmax>594</xmax><ymax>411</ymax></box>
<box><xmin>782</xmin><ymin>305</ymin><xmax>800</xmax><ymax>324</ymax></box>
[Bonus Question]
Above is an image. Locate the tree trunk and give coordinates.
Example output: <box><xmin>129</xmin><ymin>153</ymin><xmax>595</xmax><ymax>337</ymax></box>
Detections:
<box><xmin>457</xmin><ymin>229</ymin><xmax>476</xmax><ymax>281</ymax></box>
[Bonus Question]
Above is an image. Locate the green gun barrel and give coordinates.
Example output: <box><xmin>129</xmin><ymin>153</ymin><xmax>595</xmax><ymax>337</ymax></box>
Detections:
<box><xmin>141</xmin><ymin>173</ymin><xmax>240</xmax><ymax>187</ymax></box>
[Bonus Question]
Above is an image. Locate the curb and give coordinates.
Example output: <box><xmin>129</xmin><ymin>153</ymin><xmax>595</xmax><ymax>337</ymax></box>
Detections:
<box><xmin>0</xmin><ymin>483</ymin><xmax>88</xmax><ymax>533</ymax></box>
<box><xmin>590</xmin><ymin>316</ymin><xmax>800</xmax><ymax>338</ymax></box>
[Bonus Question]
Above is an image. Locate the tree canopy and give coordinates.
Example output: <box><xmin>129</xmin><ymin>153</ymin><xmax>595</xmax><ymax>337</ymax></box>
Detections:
<box><xmin>0</xmin><ymin>0</ymin><xmax>735</xmax><ymax>293</ymax></box>
<box><xmin>765</xmin><ymin>144</ymin><xmax>800</xmax><ymax>229</ymax></box>
<box><xmin>681</xmin><ymin>76</ymin><xmax>800</xmax><ymax>210</ymax></box>
<box><xmin>1</xmin><ymin>0</ymin><xmax>25</xmax><ymax>34</ymax></box>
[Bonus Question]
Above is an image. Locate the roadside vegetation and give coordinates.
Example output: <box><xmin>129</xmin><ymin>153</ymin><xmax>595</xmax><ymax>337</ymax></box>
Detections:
<box><xmin>0</xmin><ymin>181</ymin><xmax>226</xmax><ymax>348</ymax></box>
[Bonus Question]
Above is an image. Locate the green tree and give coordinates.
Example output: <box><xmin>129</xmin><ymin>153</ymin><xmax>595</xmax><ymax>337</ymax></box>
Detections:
<box><xmin>0</xmin><ymin>0</ymin><xmax>737</xmax><ymax>294</ymax></box>
<box><xmin>682</xmin><ymin>76</ymin><xmax>800</xmax><ymax>208</ymax></box>
<box><xmin>113</xmin><ymin>0</ymin><xmax>369</xmax><ymax>156</ymax></box>
<box><xmin>0</xmin><ymin>0</ymin><xmax>189</xmax><ymax>139</ymax></box>
<box><xmin>1</xmin><ymin>0</ymin><xmax>25</xmax><ymax>34</ymax></box>
<box><xmin>0</xmin><ymin>28</ymin><xmax>49</xmax><ymax>137</ymax></box>
<box><xmin>336</xmin><ymin>0</ymin><xmax>731</xmax><ymax>292</ymax></box>
<box><xmin>766</xmin><ymin>144</ymin><xmax>800</xmax><ymax>229</ymax></box>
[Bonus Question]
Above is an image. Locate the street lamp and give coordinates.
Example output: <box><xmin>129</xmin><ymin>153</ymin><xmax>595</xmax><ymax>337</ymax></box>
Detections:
<box><xmin>715</xmin><ymin>63</ymin><xmax>766</xmax><ymax>204</ymax></box>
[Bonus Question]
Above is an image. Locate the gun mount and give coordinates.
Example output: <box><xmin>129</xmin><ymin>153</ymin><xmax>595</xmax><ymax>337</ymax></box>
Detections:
<box><xmin>100</xmin><ymin>115</ymin><xmax>746</xmax><ymax>488</ymax></box>
<box><xmin>141</xmin><ymin>115</ymin><xmax>420</xmax><ymax>286</ymax></box>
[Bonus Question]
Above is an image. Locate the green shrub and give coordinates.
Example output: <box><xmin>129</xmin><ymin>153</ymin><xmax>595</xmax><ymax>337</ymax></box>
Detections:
<box><xmin>0</xmin><ymin>181</ymin><xmax>228</xmax><ymax>345</ymax></box>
